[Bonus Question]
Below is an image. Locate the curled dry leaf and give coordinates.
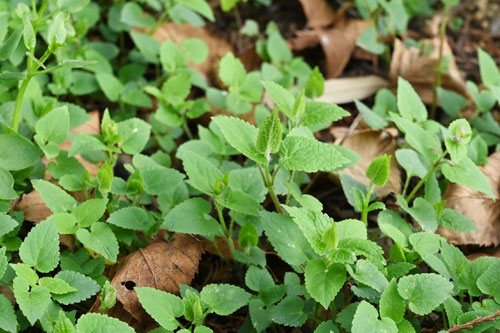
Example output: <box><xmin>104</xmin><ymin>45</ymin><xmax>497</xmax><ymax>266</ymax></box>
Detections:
<box><xmin>316</xmin><ymin>76</ymin><xmax>388</xmax><ymax>104</ymax></box>
<box><xmin>389</xmin><ymin>36</ymin><xmax>466</xmax><ymax>104</ymax></box>
<box><xmin>15</xmin><ymin>190</ymin><xmax>53</xmax><ymax>223</ymax></box>
<box><xmin>298</xmin><ymin>0</ymin><xmax>336</xmax><ymax>29</ymax></box>
<box><xmin>330</xmin><ymin>127</ymin><xmax>401</xmax><ymax>198</ymax></box>
<box><xmin>438</xmin><ymin>151</ymin><xmax>500</xmax><ymax>246</ymax></box>
<box><xmin>104</xmin><ymin>234</ymin><xmax>202</xmax><ymax>324</ymax></box>
<box><xmin>153</xmin><ymin>22</ymin><xmax>233</xmax><ymax>83</ymax></box>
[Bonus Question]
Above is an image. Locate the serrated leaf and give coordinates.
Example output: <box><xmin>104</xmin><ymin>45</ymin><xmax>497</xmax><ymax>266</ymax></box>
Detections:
<box><xmin>76</xmin><ymin>222</ymin><xmax>119</xmax><ymax>263</ymax></box>
<box><xmin>443</xmin><ymin>297</ymin><xmax>463</xmax><ymax>327</ymax></box>
<box><xmin>380</xmin><ymin>279</ymin><xmax>405</xmax><ymax>324</ymax></box>
<box><xmin>72</xmin><ymin>199</ymin><xmax>107</xmax><ymax>228</ymax></box>
<box><xmin>0</xmin><ymin>134</ymin><xmax>42</xmax><ymax>171</ymax></box>
<box><xmin>259</xmin><ymin>211</ymin><xmax>311</xmax><ymax>266</ymax></box>
<box><xmin>458</xmin><ymin>256</ymin><xmax>496</xmax><ymax>296</ymax></box>
<box><xmin>219</xmin><ymin>53</ymin><xmax>245</xmax><ymax>87</ymax></box>
<box><xmin>106</xmin><ymin>207</ymin><xmax>151</xmax><ymax>231</ymax></box>
<box><xmin>0</xmin><ymin>28</ymin><xmax>22</xmax><ymax>61</ymax></box>
<box><xmin>181</xmin><ymin>150</ymin><xmax>222</xmax><ymax>195</ymax></box>
<box><xmin>279</xmin><ymin>136</ymin><xmax>348</xmax><ymax>172</ymax></box>
<box><xmin>0</xmin><ymin>213</ymin><xmax>18</xmax><ymax>237</ymax></box>
<box><xmin>256</xmin><ymin>110</ymin><xmax>282</xmax><ymax>156</ymax></box>
<box><xmin>366</xmin><ymin>154</ymin><xmax>391</xmax><ymax>187</ymax></box>
<box><xmin>10</xmin><ymin>263</ymin><xmax>39</xmax><ymax>286</ymax></box>
<box><xmin>348</xmin><ymin>259</ymin><xmax>388</xmax><ymax>293</ymax></box>
<box><xmin>397</xmin><ymin>273</ymin><xmax>453</xmax><ymax>315</ymax></box>
<box><xmin>13</xmin><ymin>277</ymin><xmax>51</xmax><ymax>325</ymax></box>
<box><xmin>212</xmin><ymin>116</ymin><xmax>267</xmax><ymax>164</ymax></box>
<box><xmin>395</xmin><ymin>148</ymin><xmax>429</xmax><ymax>179</ymax></box>
<box><xmin>269</xmin><ymin>296</ymin><xmax>307</xmax><ymax>327</ymax></box>
<box><xmin>135</xmin><ymin>287</ymin><xmax>184</xmax><ymax>330</ymax></box>
<box><xmin>441</xmin><ymin>157</ymin><xmax>494</xmax><ymax>199</ymax></box>
<box><xmin>249</xmin><ymin>299</ymin><xmax>272</xmax><ymax>332</ymax></box>
<box><xmin>52</xmin><ymin>270</ymin><xmax>100</xmax><ymax>305</ymax></box>
<box><xmin>19</xmin><ymin>219</ymin><xmax>60</xmax><ymax>273</ymax></box>
<box><xmin>200</xmin><ymin>284</ymin><xmax>251</xmax><ymax>315</ymax></box>
<box><xmin>0</xmin><ymin>294</ymin><xmax>17</xmax><ymax>333</ymax></box>
<box><xmin>352</xmin><ymin>301</ymin><xmax>398</xmax><ymax>333</ymax></box>
<box><xmin>397</xmin><ymin>77</ymin><xmax>427</xmax><ymax>122</ymax></box>
<box><xmin>301</xmin><ymin>101</ymin><xmax>349</xmax><ymax>126</ymax></box>
<box><xmin>335</xmin><ymin>238</ymin><xmax>386</xmax><ymax>268</ymax></box>
<box><xmin>32</xmin><ymin>179</ymin><xmax>77</xmax><ymax>213</ymax></box>
<box><xmin>162</xmin><ymin>198</ymin><xmax>222</xmax><ymax>237</ymax></box>
<box><xmin>245</xmin><ymin>266</ymin><xmax>275</xmax><ymax>292</ymax></box>
<box><xmin>38</xmin><ymin>277</ymin><xmax>77</xmax><ymax>294</ymax></box>
<box><xmin>36</xmin><ymin>106</ymin><xmax>70</xmax><ymax>145</ymax></box>
<box><xmin>477</xmin><ymin>259</ymin><xmax>500</xmax><ymax>303</ymax></box>
<box><xmin>76</xmin><ymin>313</ymin><xmax>134</xmax><ymax>333</ymax></box>
<box><xmin>261</xmin><ymin>81</ymin><xmax>295</xmax><ymax>119</ymax></box>
<box><xmin>305</xmin><ymin>260</ymin><xmax>346</xmax><ymax>309</ymax></box>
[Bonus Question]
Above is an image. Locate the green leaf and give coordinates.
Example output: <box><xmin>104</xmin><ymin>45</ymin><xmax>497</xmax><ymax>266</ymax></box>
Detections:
<box><xmin>439</xmin><ymin>208</ymin><xmax>478</xmax><ymax>232</ymax></box>
<box><xmin>181</xmin><ymin>38</ymin><xmax>209</xmax><ymax>63</ymax></box>
<box><xmin>256</xmin><ymin>110</ymin><xmax>282</xmax><ymax>156</ymax></box>
<box><xmin>200</xmin><ymin>284</ymin><xmax>251</xmax><ymax>315</ymax></box>
<box><xmin>395</xmin><ymin>149</ymin><xmax>429</xmax><ymax>179</ymax></box>
<box><xmin>245</xmin><ymin>266</ymin><xmax>275</xmax><ymax>292</ymax></box>
<box><xmin>397</xmin><ymin>273</ymin><xmax>453</xmax><ymax>315</ymax></box>
<box><xmin>175</xmin><ymin>0</ymin><xmax>215</xmax><ymax>21</ymax></box>
<box><xmin>19</xmin><ymin>219</ymin><xmax>60</xmax><ymax>273</ymax></box>
<box><xmin>305</xmin><ymin>66</ymin><xmax>324</xmax><ymax>98</ymax></box>
<box><xmin>348</xmin><ymin>259</ymin><xmax>388</xmax><ymax>293</ymax></box>
<box><xmin>279</xmin><ymin>136</ymin><xmax>348</xmax><ymax>172</ymax></box>
<box><xmin>305</xmin><ymin>260</ymin><xmax>346</xmax><ymax>309</ymax></box>
<box><xmin>398</xmin><ymin>196</ymin><xmax>438</xmax><ymax>232</ymax></box>
<box><xmin>267</xmin><ymin>32</ymin><xmax>292</xmax><ymax>65</ymax></box>
<box><xmin>0</xmin><ymin>134</ymin><xmax>42</xmax><ymax>171</ymax></box>
<box><xmin>378</xmin><ymin>210</ymin><xmax>413</xmax><ymax>248</ymax></box>
<box><xmin>314</xmin><ymin>321</ymin><xmax>339</xmax><ymax>333</ymax></box>
<box><xmin>0</xmin><ymin>168</ymin><xmax>17</xmax><ymax>200</ymax></box>
<box><xmin>215</xmin><ymin>188</ymin><xmax>261</xmax><ymax>216</ymax></box>
<box><xmin>284</xmin><ymin>206</ymin><xmax>334</xmax><ymax>255</ymax></box>
<box><xmin>441</xmin><ymin>157</ymin><xmax>494</xmax><ymax>199</ymax></box>
<box><xmin>32</xmin><ymin>179</ymin><xmax>77</xmax><ymax>214</ymax></box>
<box><xmin>38</xmin><ymin>277</ymin><xmax>77</xmax><ymax>294</ymax></box>
<box><xmin>259</xmin><ymin>211</ymin><xmax>311</xmax><ymax>266</ymax></box>
<box><xmin>443</xmin><ymin>297</ymin><xmax>463</xmax><ymax>327</ymax></box>
<box><xmin>333</xmin><ymin>238</ymin><xmax>386</xmax><ymax>268</ymax></box>
<box><xmin>458</xmin><ymin>256</ymin><xmax>495</xmax><ymax>296</ymax></box>
<box><xmin>107</xmin><ymin>207</ymin><xmax>151</xmax><ymax>231</ymax></box>
<box><xmin>135</xmin><ymin>287</ymin><xmax>184</xmax><ymax>330</ymax></box>
<box><xmin>21</xmin><ymin>11</ymin><xmax>35</xmax><ymax>50</ymax></box>
<box><xmin>130</xmin><ymin>32</ymin><xmax>160</xmax><ymax>64</ymax></box>
<box><xmin>477</xmin><ymin>259</ymin><xmax>500</xmax><ymax>303</ymax></box>
<box><xmin>117</xmin><ymin>118</ymin><xmax>152</xmax><ymax>155</ymax></box>
<box><xmin>261</xmin><ymin>81</ymin><xmax>295</xmax><ymax>119</ymax></box>
<box><xmin>10</xmin><ymin>263</ymin><xmax>39</xmax><ymax>286</ymax></box>
<box><xmin>212</xmin><ymin>116</ymin><xmax>267</xmax><ymax>164</ymax></box>
<box><xmin>181</xmin><ymin>151</ymin><xmax>222</xmax><ymax>195</ymax></box>
<box><xmin>52</xmin><ymin>270</ymin><xmax>100</xmax><ymax>305</ymax></box>
<box><xmin>366</xmin><ymin>154</ymin><xmax>391</xmax><ymax>187</ymax></box>
<box><xmin>301</xmin><ymin>102</ymin><xmax>349</xmax><ymax>127</ymax></box>
<box><xmin>249</xmin><ymin>299</ymin><xmax>272</xmax><ymax>332</ymax></box>
<box><xmin>269</xmin><ymin>296</ymin><xmax>307</xmax><ymax>327</ymax></box>
<box><xmin>76</xmin><ymin>222</ymin><xmax>119</xmax><ymax>263</ymax></box>
<box><xmin>96</xmin><ymin>73</ymin><xmax>123</xmax><ymax>102</ymax></box>
<box><xmin>0</xmin><ymin>213</ymin><xmax>19</xmax><ymax>237</ymax></box>
<box><xmin>397</xmin><ymin>77</ymin><xmax>427</xmax><ymax>122</ymax></box>
<box><xmin>120</xmin><ymin>2</ymin><xmax>155</xmax><ymax>28</ymax></box>
<box><xmin>337</xmin><ymin>219</ymin><xmax>367</xmax><ymax>240</ymax></box>
<box><xmin>356</xmin><ymin>27</ymin><xmax>385</xmax><ymax>55</ymax></box>
<box><xmin>437</xmin><ymin>87</ymin><xmax>467</xmax><ymax>118</ymax></box>
<box><xmin>160</xmin><ymin>40</ymin><xmax>184</xmax><ymax>72</ymax></box>
<box><xmin>219</xmin><ymin>53</ymin><xmax>246</xmax><ymax>87</ymax></box>
<box><xmin>35</xmin><ymin>106</ymin><xmax>70</xmax><ymax>145</ymax></box>
<box><xmin>162</xmin><ymin>198</ymin><xmax>222</xmax><ymax>237</ymax></box>
<box><xmin>352</xmin><ymin>301</ymin><xmax>398</xmax><ymax>333</ymax></box>
<box><xmin>0</xmin><ymin>247</ymin><xmax>7</xmax><ymax>279</ymax></box>
<box><xmin>76</xmin><ymin>313</ymin><xmax>134</xmax><ymax>333</ymax></box>
<box><xmin>478</xmin><ymin>48</ymin><xmax>500</xmax><ymax>86</ymax></box>
<box><xmin>0</xmin><ymin>294</ymin><xmax>17</xmax><ymax>333</ymax></box>
<box><xmin>13</xmin><ymin>276</ymin><xmax>51</xmax><ymax>325</ymax></box>
<box><xmin>336</xmin><ymin>302</ymin><xmax>359</xmax><ymax>331</ymax></box>
<box><xmin>380</xmin><ymin>279</ymin><xmax>405</xmax><ymax>324</ymax></box>
<box><xmin>69</xmin><ymin>133</ymin><xmax>108</xmax><ymax>157</ymax></box>
<box><xmin>72</xmin><ymin>199</ymin><xmax>107</xmax><ymax>228</ymax></box>
<box><xmin>0</xmin><ymin>28</ymin><xmax>22</xmax><ymax>61</ymax></box>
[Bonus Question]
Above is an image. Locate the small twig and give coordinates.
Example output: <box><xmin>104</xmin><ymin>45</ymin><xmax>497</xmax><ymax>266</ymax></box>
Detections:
<box><xmin>448</xmin><ymin>310</ymin><xmax>500</xmax><ymax>332</ymax></box>
<box><xmin>336</xmin><ymin>112</ymin><xmax>363</xmax><ymax>145</ymax></box>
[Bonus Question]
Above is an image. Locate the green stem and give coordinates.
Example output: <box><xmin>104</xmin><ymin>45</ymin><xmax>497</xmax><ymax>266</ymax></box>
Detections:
<box><xmin>149</xmin><ymin>9</ymin><xmax>169</xmax><ymax>36</ymax></box>
<box><xmin>11</xmin><ymin>78</ymin><xmax>31</xmax><ymax>132</ymax></box>
<box><xmin>264</xmin><ymin>164</ymin><xmax>283</xmax><ymax>213</ymax></box>
<box><xmin>285</xmin><ymin>170</ymin><xmax>296</xmax><ymax>206</ymax></box>
<box><xmin>402</xmin><ymin>174</ymin><xmax>412</xmax><ymax>197</ymax></box>
<box><xmin>405</xmin><ymin>150</ymin><xmax>448</xmax><ymax>203</ymax></box>
<box><xmin>361</xmin><ymin>183</ymin><xmax>373</xmax><ymax>226</ymax></box>
<box><xmin>215</xmin><ymin>202</ymin><xmax>235</xmax><ymax>255</ymax></box>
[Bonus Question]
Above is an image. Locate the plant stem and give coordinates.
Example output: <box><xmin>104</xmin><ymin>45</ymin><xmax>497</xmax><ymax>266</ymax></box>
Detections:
<box><xmin>361</xmin><ymin>183</ymin><xmax>374</xmax><ymax>225</ymax></box>
<box><xmin>405</xmin><ymin>150</ymin><xmax>448</xmax><ymax>203</ymax></box>
<box><xmin>215</xmin><ymin>202</ymin><xmax>235</xmax><ymax>255</ymax></box>
<box><xmin>264</xmin><ymin>163</ymin><xmax>283</xmax><ymax>213</ymax></box>
<box><xmin>11</xmin><ymin>78</ymin><xmax>31</xmax><ymax>132</ymax></box>
<box><xmin>285</xmin><ymin>170</ymin><xmax>296</xmax><ymax>206</ymax></box>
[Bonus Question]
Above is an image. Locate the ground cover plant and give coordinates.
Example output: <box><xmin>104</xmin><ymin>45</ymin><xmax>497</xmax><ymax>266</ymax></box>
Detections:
<box><xmin>1</xmin><ymin>0</ymin><xmax>500</xmax><ymax>332</ymax></box>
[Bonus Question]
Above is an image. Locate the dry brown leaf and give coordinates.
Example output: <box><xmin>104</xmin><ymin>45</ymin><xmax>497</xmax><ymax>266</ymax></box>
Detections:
<box><xmin>15</xmin><ymin>190</ymin><xmax>52</xmax><ymax>223</ymax></box>
<box><xmin>438</xmin><ymin>151</ymin><xmax>500</xmax><ymax>246</ymax></box>
<box><xmin>298</xmin><ymin>0</ymin><xmax>336</xmax><ymax>29</ymax></box>
<box><xmin>330</xmin><ymin>128</ymin><xmax>401</xmax><ymax>198</ymax></box>
<box><xmin>316</xmin><ymin>75</ymin><xmax>388</xmax><ymax>104</ymax></box>
<box><xmin>389</xmin><ymin>37</ymin><xmax>466</xmax><ymax>104</ymax></box>
<box><xmin>152</xmin><ymin>22</ymin><xmax>233</xmax><ymax>83</ymax></box>
<box><xmin>106</xmin><ymin>234</ymin><xmax>202</xmax><ymax>324</ymax></box>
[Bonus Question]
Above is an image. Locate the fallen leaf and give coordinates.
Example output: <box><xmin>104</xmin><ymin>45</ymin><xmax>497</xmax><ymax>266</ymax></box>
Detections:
<box><xmin>316</xmin><ymin>76</ymin><xmax>388</xmax><ymax>104</ymax></box>
<box><xmin>105</xmin><ymin>234</ymin><xmax>202</xmax><ymax>324</ymax></box>
<box><xmin>298</xmin><ymin>0</ymin><xmax>336</xmax><ymax>29</ymax></box>
<box><xmin>15</xmin><ymin>190</ymin><xmax>52</xmax><ymax>223</ymax></box>
<box><xmin>467</xmin><ymin>248</ymin><xmax>500</xmax><ymax>261</ymax></box>
<box><xmin>438</xmin><ymin>151</ymin><xmax>500</xmax><ymax>246</ymax></box>
<box><xmin>0</xmin><ymin>285</ymin><xmax>15</xmax><ymax>305</ymax></box>
<box><xmin>153</xmin><ymin>22</ymin><xmax>233</xmax><ymax>83</ymax></box>
<box><xmin>330</xmin><ymin>127</ymin><xmax>401</xmax><ymax>197</ymax></box>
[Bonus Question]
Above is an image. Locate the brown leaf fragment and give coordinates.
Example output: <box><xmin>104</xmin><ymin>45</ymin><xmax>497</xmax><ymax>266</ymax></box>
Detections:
<box><xmin>298</xmin><ymin>0</ymin><xmax>336</xmax><ymax>29</ymax></box>
<box><xmin>316</xmin><ymin>76</ymin><xmax>388</xmax><ymax>105</ymax></box>
<box><xmin>438</xmin><ymin>151</ymin><xmax>500</xmax><ymax>246</ymax></box>
<box><xmin>109</xmin><ymin>234</ymin><xmax>202</xmax><ymax>323</ymax></box>
<box><xmin>330</xmin><ymin>128</ymin><xmax>401</xmax><ymax>198</ymax></box>
<box><xmin>15</xmin><ymin>190</ymin><xmax>52</xmax><ymax>223</ymax></box>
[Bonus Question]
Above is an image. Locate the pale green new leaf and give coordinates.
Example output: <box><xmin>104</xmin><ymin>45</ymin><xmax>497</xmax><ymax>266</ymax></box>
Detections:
<box><xmin>352</xmin><ymin>301</ymin><xmax>398</xmax><ymax>333</ymax></box>
<box><xmin>477</xmin><ymin>259</ymin><xmax>500</xmax><ymax>303</ymax></box>
<box><xmin>107</xmin><ymin>207</ymin><xmax>152</xmax><ymax>231</ymax></box>
<box><xmin>478</xmin><ymin>48</ymin><xmax>500</xmax><ymax>86</ymax></box>
<box><xmin>13</xmin><ymin>277</ymin><xmax>51</xmax><ymax>325</ymax></box>
<box><xmin>76</xmin><ymin>313</ymin><xmax>134</xmax><ymax>333</ymax></box>
<box><xmin>181</xmin><ymin>150</ymin><xmax>222</xmax><ymax>194</ymax></box>
<box><xmin>301</xmin><ymin>102</ymin><xmax>349</xmax><ymax>126</ymax></box>
<box><xmin>52</xmin><ymin>270</ymin><xmax>100</xmax><ymax>305</ymax></box>
<box><xmin>38</xmin><ymin>277</ymin><xmax>77</xmax><ymax>294</ymax></box>
<box><xmin>397</xmin><ymin>77</ymin><xmax>427</xmax><ymax>122</ymax></box>
<box><xmin>136</xmin><ymin>287</ymin><xmax>184</xmax><ymax>330</ymax></box>
<box><xmin>200</xmin><ymin>284</ymin><xmax>251</xmax><ymax>315</ymax></box>
<box><xmin>280</xmin><ymin>136</ymin><xmax>348</xmax><ymax>172</ymax></box>
<box><xmin>305</xmin><ymin>260</ymin><xmax>346</xmax><ymax>309</ymax></box>
<box><xmin>76</xmin><ymin>222</ymin><xmax>119</xmax><ymax>263</ymax></box>
<box><xmin>10</xmin><ymin>263</ymin><xmax>38</xmax><ymax>286</ymax></box>
<box><xmin>458</xmin><ymin>256</ymin><xmax>496</xmax><ymax>296</ymax></box>
<box><xmin>175</xmin><ymin>0</ymin><xmax>215</xmax><ymax>21</ymax></box>
<box><xmin>261</xmin><ymin>81</ymin><xmax>295</xmax><ymax>119</ymax></box>
<box><xmin>36</xmin><ymin>106</ymin><xmax>70</xmax><ymax>145</ymax></box>
<box><xmin>0</xmin><ymin>213</ymin><xmax>18</xmax><ymax>237</ymax></box>
<box><xmin>212</xmin><ymin>116</ymin><xmax>267</xmax><ymax>164</ymax></box>
<box><xmin>32</xmin><ymin>179</ymin><xmax>77</xmax><ymax>214</ymax></box>
<box><xmin>366</xmin><ymin>154</ymin><xmax>391</xmax><ymax>187</ymax></box>
<box><xmin>397</xmin><ymin>273</ymin><xmax>453</xmax><ymax>315</ymax></box>
<box><xmin>96</xmin><ymin>73</ymin><xmax>123</xmax><ymax>102</ymax></box>
<box><xmin>19</xmin><ymin>219</ymin><xmax>60</xmax><ymax>273</ymax></box>
<box><xmin>348</xmin><ymin>259</ymin><xmax>388</xmax><ymax>293</ymax></box>
<box><xmin>256</xmin><ymin>110</ymin><xmax>282</xmax><ymax>155</ymax></box>
<box><xmin>72</xmin><ymin>199</ymin><xmax>107</xmax><ymax>228</ymax></box>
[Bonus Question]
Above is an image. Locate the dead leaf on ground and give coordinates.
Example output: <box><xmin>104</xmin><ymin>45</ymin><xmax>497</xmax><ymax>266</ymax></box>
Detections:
<box><xmin>316</xmin><ymin>76</ymin><xmax>388</xmax><ymax>104</ymax></box>
<box><xmin>330</xmin><ymin>127</ymin><xmax>401</xmax><ymax>198</ymax></box>
<box><xmin>15</xmin><ymin>190</ymin><xmax>52</xmax><ymax>223</ymax></box>
<box><xmin>298</xmin><ymin>0</ymin><xmax>336</xmax><ymax>29</ymax></box>
<box><xmin>153</xmin><ymin>22</ymin><xmax>233</xmax><ymax>83</ymax></box>
<box><xmin>467</xmin><ymin>247</ymin><xmax>500</xmax><ymax>261</ymax></box>
<box><xmin>389</xmin><ymin>33</ymin><xmax>466</xmax><ymax>104</ymax></box>
<box><xmin>100</xmin><ymin>234</ymin><xmax>202</xmax><ymax>324</ymax></box>
<box><xmin>438</xmin><ymin>151</ymin><xmax>500</xmax><ymax>246</ymax></box>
